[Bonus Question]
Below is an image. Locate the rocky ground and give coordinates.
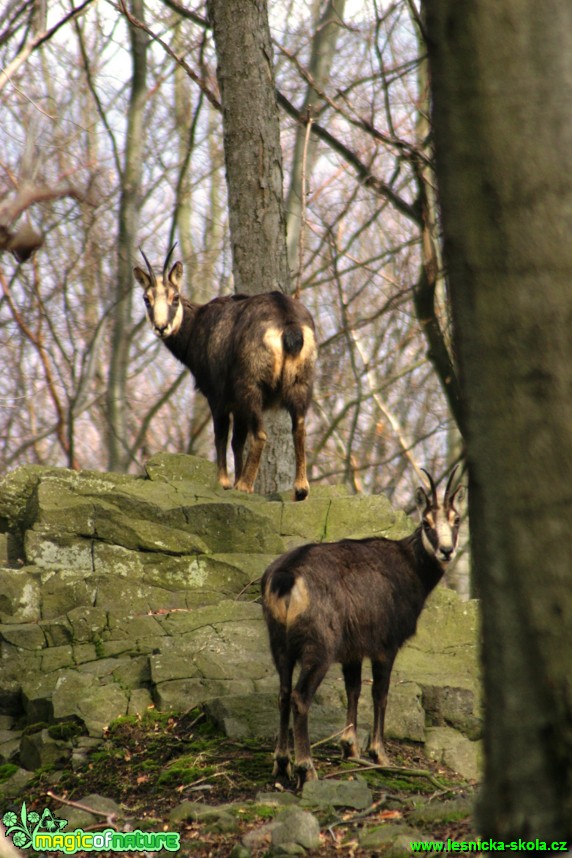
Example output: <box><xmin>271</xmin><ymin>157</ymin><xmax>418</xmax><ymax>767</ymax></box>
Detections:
<box><xmin>1</xmin><ymin>707</ymin><xmax>478</xmax><ymax>858</ymax></box>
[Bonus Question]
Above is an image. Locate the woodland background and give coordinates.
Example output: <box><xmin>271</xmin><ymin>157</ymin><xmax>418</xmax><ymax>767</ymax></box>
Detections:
<box><xmin>3</xmin><ymin>0</ymin><xmax>572</xmax><ymax>843</ymax></box>
<box><xmin>0</xmin><ymin>0</ymin><xmax>461</xmax><ymax>510</ymax></box>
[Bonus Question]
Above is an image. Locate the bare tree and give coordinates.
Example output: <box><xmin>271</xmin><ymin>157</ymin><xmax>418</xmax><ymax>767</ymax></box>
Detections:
<box><xmin>425</xmin><ymin>0</ymin><xmax>572</xmax><ymax>839</ymax></box>
<box><xmin>106</xmin><ymin>0</ymin><xmax>148</xmax><ymax>472</ymax></box>
<box><xmin>206</xmin><ymin>0</ymin><xmax>296</xmax><ymax>494</ymax></box>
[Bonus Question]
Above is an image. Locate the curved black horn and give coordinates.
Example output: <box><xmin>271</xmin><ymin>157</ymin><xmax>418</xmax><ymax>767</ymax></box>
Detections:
<box><xmin>162</xmin><ymin>242</ymin><xmax>178</xmax><ymax>281</ymax></box>
<box><xmin>444</xmin><ymin>464</ymin><xmax>460</xmax><ymax>505</ymax></box>
<box><xmin>139</xmin><ymin>247</ymin><xmax>156</xmax><ymax>287</ymax></box>
<box><xmin>420</xmin><ymin>468</ymin><xmax>437</xmax><ymax>505</ymax></box>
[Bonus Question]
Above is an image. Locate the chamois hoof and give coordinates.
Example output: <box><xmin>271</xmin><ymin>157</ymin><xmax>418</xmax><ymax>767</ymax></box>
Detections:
<box><xmin>294</xmin><ymin>486</ymin><xmax>309</xmax><ymax>502</ymax></box>
<box><xmin>234</xmin><ymin>479</ymin><xmax>255</xmax><ymax>494</ymax></box>
<box><xmin>272</xmin><ymin>754</ymin><xmax>292</xmax><ymax>780</ymax></box>
<box><xmin>368</xmin><ymin>747</ymin><xmax>391</xmax><ymax>767</ymax></box>
<box><xmin>340</xmin><ymin>738</ymin><xmax>359</xmax><ymax>760</ymax></box>
<box><xmin>295</xmin><ymin>761</ymin><xmax>317</xmax><ymax>788</ymax></box>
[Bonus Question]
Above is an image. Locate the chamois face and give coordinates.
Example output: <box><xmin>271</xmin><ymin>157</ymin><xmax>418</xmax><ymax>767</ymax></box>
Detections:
<box><xmin>415</xmin><ymin>471</ymin><xmax>465</xmax><ymax>564</ymax></box>
<box><xmin>134</xmin><ymin>259</ymin><xmax>184</xmax><ymax>340</ymax></box>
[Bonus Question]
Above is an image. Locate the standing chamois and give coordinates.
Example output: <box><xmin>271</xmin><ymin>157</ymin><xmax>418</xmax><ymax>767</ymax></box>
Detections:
<box><xmin>134</xmin><ymin>245</ymin><xmax>317</xmax><ymax>500</ymax></box>
<box><xmin>261</xmin><ymin>467</ymin><xmax>465</xmax><ymax>785</ymax></box>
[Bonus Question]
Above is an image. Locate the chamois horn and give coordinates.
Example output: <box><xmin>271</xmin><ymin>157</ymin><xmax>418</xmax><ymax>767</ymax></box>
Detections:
<box><xmin>162</xmin><ymin>242</ymin><xmax>178</xmax><ymax>282</ymax></box>
<box><xmin>139</xmin><ymin>246</ymin><xmax>157</xmax><ymax>287</ymax></box>
<box><xmin>421</xmin><ymin>468</ymin><xmax>438</xmax><ymax>506</ymax></box>
<box><xmin>444</xmin><ymin>464</ymin><xmax>461</xmax><ymax>506</ymax></box>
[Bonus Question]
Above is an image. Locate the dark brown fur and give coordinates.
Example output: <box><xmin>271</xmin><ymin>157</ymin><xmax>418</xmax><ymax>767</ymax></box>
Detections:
<box><xmin>134</xmin><ymin>251</ymin><xmax>317</xmax><ymax>499</ymax></box>
<box><xmin>261</xmin><ymin>470</ymin><xmax>464</xmax><ymax>785</ymax></box>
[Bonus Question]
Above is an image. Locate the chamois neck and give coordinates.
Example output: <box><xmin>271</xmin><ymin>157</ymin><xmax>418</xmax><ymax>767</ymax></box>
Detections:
<box><xmin>161</xmin><ymin>297</ymin><xmax>198</xmax><ymax>365</ymax></box>
<box><xmin>407</xmin><ymin>526</ymin><xmax>446</xmax><ymax>594</ymax></box>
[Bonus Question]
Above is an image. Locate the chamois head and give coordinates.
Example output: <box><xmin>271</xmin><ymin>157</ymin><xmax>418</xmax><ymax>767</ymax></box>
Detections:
<box><xmin>134</xmin><ymin>244</ymin><xmax>184</xmax><ymax>340</ymax></box>
<box><xmin>415</xmin><ymin>466</ymin><xmax>465</xmax><ymax>564</ymax></box>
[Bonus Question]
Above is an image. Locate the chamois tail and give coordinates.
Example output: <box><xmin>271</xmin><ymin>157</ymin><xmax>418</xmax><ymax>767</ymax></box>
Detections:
<box><xmin>282</xmin><ymin>322</ymin><xmax>304</xmax><ymax>356</ymax></box>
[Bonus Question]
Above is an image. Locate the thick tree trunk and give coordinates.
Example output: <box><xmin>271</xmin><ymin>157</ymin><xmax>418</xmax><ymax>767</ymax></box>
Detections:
<box><xmin>207</xmin><ymin>0</ymin><xmax>289</xmax><ymax>296</ymax></box>
<box><xmin>424</xmin><ymin>0</ymin><xmax>572</xmax><ymax>840</ymax></box>
<box><xmin>207</xmin><ymin>0</ymin><xmax>294</xmax><ymax>495</ymax></box>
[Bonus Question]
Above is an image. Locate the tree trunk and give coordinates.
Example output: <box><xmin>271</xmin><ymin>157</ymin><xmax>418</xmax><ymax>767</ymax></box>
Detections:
<box><xmin>285</xmin><ymin>0</ymin><xmax>346</xmax><ymax>277</ymax></box>
<box><xmin>106</xmin><ymin>0</ymin><xmax>147</xmax><ymax>471</ymax></box>
<box><xmin>424</xmin><ymin>0</ymin><xmax>572</xmax><ymax>840</ymax></box>
<box><xmin>207</xmin><ymin>0</ymin><xmax>294</xmax><ymax>495</ymax></box>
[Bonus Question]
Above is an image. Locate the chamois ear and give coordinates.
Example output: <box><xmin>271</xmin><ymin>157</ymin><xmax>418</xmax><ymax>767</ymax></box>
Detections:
<box><xmin>169</xmin><ymin>261</ymin><xmax>183</xmax><ymax>289</ymax></box>
<box><xmin>133</xmin><ymin>266</ymin><xmax>150</xmax><ymax>288</ymax></box>
<box><xmin>450</xmin><ymin>485</ymin><xmax>466</xmax><ymax>508</ymax></box>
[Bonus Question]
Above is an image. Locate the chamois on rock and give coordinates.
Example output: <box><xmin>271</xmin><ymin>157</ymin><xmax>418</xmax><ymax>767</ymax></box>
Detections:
<box><xmin>261</xmin><ymin>467</ymin><xmax>465</xmax><ymax>785</ymax></box>
<box><xmin>134</xmin><ymin>245</ymin><xmax>317</xmax><ymax>500</ymax></box>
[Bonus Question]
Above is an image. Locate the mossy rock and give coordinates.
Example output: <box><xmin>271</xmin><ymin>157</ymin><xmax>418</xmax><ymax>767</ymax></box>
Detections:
<box><xmin>0</xmin><ymin>567</ymin><xmax>42</xmax><ymax>623</ymax></box>
<box><xmin>145</xmin><ymin>452</ymin><xmax>218</xmax><ymax>487</ymax></box>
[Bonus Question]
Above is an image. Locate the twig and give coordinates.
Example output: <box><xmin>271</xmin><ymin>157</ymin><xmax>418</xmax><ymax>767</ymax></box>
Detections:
<box><xmin>322</xmin><ymin>757</ymin><xmax>446</xmax><ymax>789</ymax></box>
<box><xmin>294</xmin><ymin>111</ymin><xmax>313</xmax><ymax>300</ymax></box>
<box><xmin>327</xmin><ymin>796</ymin><xmax>389</xmax><ymax>835</ymax></box>
<box><xmin>46</xmin><ymin>791</ymin><xmax>118</xmax><ymax>826</ymax></box>
<box><xmin>310</xmin><ymin>725</ymin><xmax>352</xmax><ymax>750</ymax></box>
<box><xmin>116</xmin><ymin>0</ymin><xmax>220</xmax><ymax>111</ymax></box>
<box><xmin>0</xmin><ymin>0</ymin><xmax>95</xmax><ymax>95</ymax></box>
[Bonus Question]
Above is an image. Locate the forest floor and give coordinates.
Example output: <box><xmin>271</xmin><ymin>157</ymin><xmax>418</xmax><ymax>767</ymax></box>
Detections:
<box><xmin>17</xmin><ymin>709</ymin><xmax>479</xmax><ymax>857</ymax></box>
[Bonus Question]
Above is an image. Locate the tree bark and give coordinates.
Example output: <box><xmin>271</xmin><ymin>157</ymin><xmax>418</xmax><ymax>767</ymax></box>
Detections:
<box><xmin>207</xmin><ymin>0</ymin><xmax>294</xmax><ymax>494</ymax></box>
<box><xmin>207</xmin><ymin>0</ymin><xmax>289</xmax><ymax>296</ymax></box>
<box><xmin>106</xmin><ymin>0</ymin><xmax>147</xmax><ymax>471</ymax></box>
<box><xmin>424</xmin><ymin>0</ymin><xmax>572</xmax><ymax>839</ymax></box>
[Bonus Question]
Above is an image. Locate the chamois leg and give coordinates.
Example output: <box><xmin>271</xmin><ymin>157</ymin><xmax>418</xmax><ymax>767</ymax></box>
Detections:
<box><xmin>291</xmin><ymin>412</ymin><xmax>309</xmax><ymax>501</ymax></box>
<box><xmin>368</xmin><ymin>653</ymin><xmax>396</xmax><ymax>765</ymax></box>
<box><xmin>273</xmin><ymin>652</ymin><xmax>295</xmax><ymax>779</ymax></box>
<box><xmin>340</xmin><ymin>661</ymin><xmax>362</xmax><ymax>759</ymax></box>
<box><xmin>235</xmin><ymin>410</ymin><xmax>267</xmax><ymax>494</ymax></box>
<box><xmin>231</xmin><ymin>415</ymin><xmax>248</xmax><ymax>484</ymax></box>
<box><xmin>212</xmin><ymin>412</ymin><xmax>231</xmax><ymax>489</ymax></box>
<box><xmin>291</xmin><ymin>659</ymin><xmax>329</xmax><ymax>786</ymax></box>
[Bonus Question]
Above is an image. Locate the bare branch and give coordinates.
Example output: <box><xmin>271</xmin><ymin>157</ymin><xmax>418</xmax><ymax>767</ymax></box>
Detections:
<box><xmin>0</xmin><ymin>0</ymin><xmax>96</xmax><ymax>95</ymax></box>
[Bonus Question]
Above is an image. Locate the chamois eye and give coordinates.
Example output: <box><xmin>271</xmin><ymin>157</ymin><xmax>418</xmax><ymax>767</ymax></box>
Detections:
<box><xmin>454</xmin><ymin>515</ymin><xmax>461</xmax><ymax>527</ymax></box>
<box><xmin>143</xmin><ymin>295</ymin><xmax>151</xmax><ymax>307</ymax></box>
<box><xmin>172</xmin><ymin>294</ymin><xmax>180</xmax><ymax>306</ymax></box>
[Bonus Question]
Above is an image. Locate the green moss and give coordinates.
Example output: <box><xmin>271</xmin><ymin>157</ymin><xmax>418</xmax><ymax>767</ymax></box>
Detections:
<box><xmin>0</xmin><ymin>763</ymin><xmax>19</xmax><ymax>783</ymax></box>
<box><xmin>157</xmin><ymin>752</ymin><xmax>218</xmax><ymax>786</ymax></box>
<box><xmin>239</xmin><ymin>804</ymin><xmax>276</xmax><ymax>822</ymax></box>
<box><xmin>47</xmin><ymin>721</ymin><xmax>83</xmax><ymax>741</ymax></box>
<box><xmin>22</xmin><ymin>722</ymin><xmax>49</xmax><ymax>736</ymax></box>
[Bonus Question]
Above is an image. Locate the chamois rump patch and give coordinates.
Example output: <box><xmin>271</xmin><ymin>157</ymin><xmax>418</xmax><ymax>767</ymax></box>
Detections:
<box><xmin>263</xmin><ymin>325</ymin><xmax>317</xmax><ymax>390</ymax></box>
<box><xmin>264</xmin><ymin>572</ymin><xmax>310</xmax><ymax>627</ymax></box>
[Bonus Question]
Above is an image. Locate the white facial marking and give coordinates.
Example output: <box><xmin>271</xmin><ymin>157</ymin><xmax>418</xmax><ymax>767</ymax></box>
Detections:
<box><xmin>145</xmin><ymin>276</ymin><xmax>183</xmax><ymax>338</ymax></box>
<box><xmin>422</xmin><ymin>506</ymin><xmax>457</xmax><ymax>563</ymax></box>
<box><xmin>436</xmin><ymin>515</ymin><xmax>455</xmax><ymax>560</ymax></box>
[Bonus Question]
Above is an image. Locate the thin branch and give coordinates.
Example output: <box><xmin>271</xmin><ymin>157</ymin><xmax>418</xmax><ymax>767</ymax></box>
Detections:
<box><xmin>0</xmin><ymin>0</ymin><xmax>96</xmax><ymax>95</ymax></box>
<box><xmin>115</xmin><ymin>0</ymin><xmax>220</xmax><ymax>111</ymax></box>
<box><xmin>323</xmin><ymin>757</ymin><xmax>448</xmax><ymax>789</ymax></box>
<box><xmin>294</xmin><ymin>112</ymin><xmax>313</xmax><ymax>300</ymax></box>
<box><xmin>277</xmin><ymin>90</ymin><xmax>420</xmax><ymax>225</ymax></box>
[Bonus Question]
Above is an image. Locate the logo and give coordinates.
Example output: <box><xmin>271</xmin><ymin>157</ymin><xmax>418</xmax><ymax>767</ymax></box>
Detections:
<box><xmin>3</xmin><ymin>801</ymin><xmax>181</xmax><ymax>853</ymax></box>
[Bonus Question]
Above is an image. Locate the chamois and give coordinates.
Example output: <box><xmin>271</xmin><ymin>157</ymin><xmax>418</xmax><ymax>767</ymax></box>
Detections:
<box><xmin>261</xmin><ymin>467</ymin><xmax>465</xmax><ymax>785</ymax></box>
<box><xmin>134</xmin><ymin>245</ymin><xmax>317</xmax><ymax>500</ymax></box>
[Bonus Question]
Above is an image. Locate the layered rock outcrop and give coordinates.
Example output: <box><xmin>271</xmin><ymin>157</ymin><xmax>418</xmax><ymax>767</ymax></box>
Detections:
<box><xmin>0</xmin><ymin>454</ymin><xmax>481</xmax><ymax>788</ymax></box>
